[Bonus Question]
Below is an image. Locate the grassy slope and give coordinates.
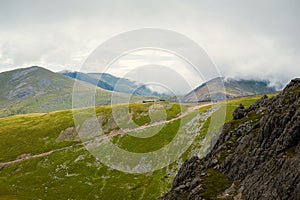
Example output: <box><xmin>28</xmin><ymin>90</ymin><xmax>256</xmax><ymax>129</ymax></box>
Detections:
<box><xmin>0</xmin><ymin>67</ymin><xmax>145</xmax><ymax>117</ymax></box>
<box><xmin>0</xmin><ymin>95</ymin><xmax>273</xmax><ymax>199</ymax></box>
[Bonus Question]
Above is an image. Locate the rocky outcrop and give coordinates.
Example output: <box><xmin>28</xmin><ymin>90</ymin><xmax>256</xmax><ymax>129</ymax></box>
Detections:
<box><xmin>56</xmin><ymin>126</ymin><xmax>80</xmax><ymax>142</ymax></box>
<box><xmin>161</xmin><ymin>78</ymin><xmax>300</xmax><ymax>200</ymax></box>
<box><xmin>232</xmin><ymin>95</ymin><xmax>269</xmax><ymax>120</ymax></box>
<box><xmin>232</xmin><ymin>104</ymin><xmax>246</xmax><ymax>120</ymax></box>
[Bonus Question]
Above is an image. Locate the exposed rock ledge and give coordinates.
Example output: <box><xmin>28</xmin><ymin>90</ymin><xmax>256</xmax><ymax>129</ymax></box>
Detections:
<box><xmin>160</xmin><ymin>78</ymin><xmax>300</xmax><ymax>200</ymax></box>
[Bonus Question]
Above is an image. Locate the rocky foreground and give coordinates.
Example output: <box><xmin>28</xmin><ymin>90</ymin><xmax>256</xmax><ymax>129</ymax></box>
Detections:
<box><xmin>160</xmin><ymin>78</ymin><xmax>300</xmax><ymax>200</ymax></box>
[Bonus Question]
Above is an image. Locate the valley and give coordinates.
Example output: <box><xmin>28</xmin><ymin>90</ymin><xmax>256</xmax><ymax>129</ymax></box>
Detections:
<box><xmin>1</xmin><ymin>1</ymin><xmax>299</xmax><ymax>199</ymax></box>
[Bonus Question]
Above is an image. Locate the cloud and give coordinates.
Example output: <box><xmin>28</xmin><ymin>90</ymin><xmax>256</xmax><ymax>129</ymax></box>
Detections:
<box><xmin>0</xmin><ymin>0</ymin><xmax>299</xmax><ymax>89</ymax></box>
<box><xmin>106</xmin><ymin>50</ymin><xmax>204</xmax><ymax>94</ymax></box>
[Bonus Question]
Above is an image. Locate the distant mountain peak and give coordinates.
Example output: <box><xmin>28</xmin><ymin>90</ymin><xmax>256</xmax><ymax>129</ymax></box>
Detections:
<box><xmin>0</xmin><ymin>66</ymin><xmax>145</xmax><ymax>117</ymax></box>
<box><xmin>182</xmin><ymin>77</ymin><xmax>276</xmax><ymax>102</ymax></box>
<box><xmin>60</xmin><ymin>71</ymin><xmax>167</xmax><ymax>97</ymax></box>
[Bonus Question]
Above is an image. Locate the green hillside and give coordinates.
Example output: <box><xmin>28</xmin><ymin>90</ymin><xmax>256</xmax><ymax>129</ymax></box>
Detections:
<box><xmin>0</xmin><ymin>95</ymin><xmax>271</xmax><ymax>199</ymax></box>
<box><xmin>0</xmin><ymin>66</ymin><xmax>145</xmax><ymax>117</ymax></box>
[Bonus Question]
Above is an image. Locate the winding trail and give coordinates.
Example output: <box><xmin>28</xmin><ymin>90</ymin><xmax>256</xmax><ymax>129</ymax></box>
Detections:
<box><xmin>0</xmin><ymin>144</ymin><xmax>84</xmax><ymax>167</ymax></box>
<box><xmin>105</xmin><ymin>103</ymin><xmax>212</xmax><ymax>139</ymax></box>
<box><xmin>0</xmin><ymin>103</ymin><xmax>212</xmax><ymax>167</ymax></box>
<box><xmin>125</xmin><ymin>103</ymin><xmax>211</xmax><ymax>132</ymax></box>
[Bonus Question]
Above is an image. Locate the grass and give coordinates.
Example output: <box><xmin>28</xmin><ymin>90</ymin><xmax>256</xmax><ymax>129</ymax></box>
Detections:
<box><xmin>285</xmin><ymin>146</ymin><xmax>296</xmax><ymax>158</ymax></box>
<box><xmin>113</xmin><ymin>119</ymin><xmax>181</xmax><ymax>153</ymax></box>
<box><xmin>199</xmin><ymin>168</ymin><xmax>232</xmax><ymax>199</ymax></box>
<box><xmin>0</xmin><ymin>94</ymin><xmax>274</xmax><ymax>199</ymax></box>
<box><xmin>112</xmin><ymin>109</ymin><xmax>196</xmax><ymax>153</ymax></box>
<box><xmin>126</xmin><ymin>102</ymin><xmax>188</xmax><ymax>126</ymax></box>
<box><xmin>0</xmin><ymin>102</ymin><xmax>188</xmax><ymax>199</ymax></box>
<box><xmin>0</xmin><ymin>146</ymin><xmax>167</xmax><ymax>199</ymax></box>
<box><xmin>0</xmin><ymin>111</ymin><xmax>76</xmax><ymax>162</ymax></box>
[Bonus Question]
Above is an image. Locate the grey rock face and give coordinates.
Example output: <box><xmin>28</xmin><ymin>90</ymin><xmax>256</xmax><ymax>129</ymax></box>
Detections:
<box><xmin>5</xmin><ymin>86</ymin><xmax>35</xmax><ymax>100</ymax></box>
<box><xmin>160</xmin><ymin>78</ymin><xmax>300</xmax><ymax>200</ymax></box>
<box><xmin>232</xmin><ymin>104</ymin><xmax>246</xmax><ymax>120</ymax></box>
<box><xmin>38</xmin><ymin>78</ymin><xmax>52</xmax><ymax>87</ymax></box>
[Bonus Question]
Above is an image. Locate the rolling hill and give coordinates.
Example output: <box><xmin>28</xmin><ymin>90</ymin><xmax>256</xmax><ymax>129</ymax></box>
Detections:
<box><xmin>0</xmin><ymin>66</ymin><xmax>145</xmax><ymax>117</ymax></box>
<box><xmin>182</xmin><ymin>77</ymin><xmax>276</xmax><ymax>102</ymax></box>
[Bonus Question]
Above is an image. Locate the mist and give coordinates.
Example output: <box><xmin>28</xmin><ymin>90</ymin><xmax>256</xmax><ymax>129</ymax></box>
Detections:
<box><xmin>0</xmin><ymin>0</ymin><xmax>299</xmax><ymax>90</ymax></box>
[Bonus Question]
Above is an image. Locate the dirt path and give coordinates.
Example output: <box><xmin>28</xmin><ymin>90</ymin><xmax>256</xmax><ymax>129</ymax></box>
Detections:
<box><xmin>0</xmin><ymin>103</ymin><xmax>212</xmax><ymax>167</ymax></box>
<box><xmin>0</xmin><ymin>144</ymin><xmax>84</xmax><ymax>167</ymax></box>
<box><xmin>105</xmin><ymin>103</ymin><xmax>212</xmax><ymax>139</ymax></box>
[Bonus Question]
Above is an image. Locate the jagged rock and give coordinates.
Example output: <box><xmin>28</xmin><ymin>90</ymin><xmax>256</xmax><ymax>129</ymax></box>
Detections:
<box><xmin>233</xmin><ymin>95</ymin><xmax>269</xmax><ymax>120</ymax></box>
<box><xmin>172</xmin><ymin>156</ymin><xmax>200</xmax><ymax>188</ymax></box>
<box><xmin>232</xmin><ymin>104</ymin><xmax>246</xmax><ymax>119</ymax></box>
<box><xmin>187</xmin><ymin>185</ymin><xmax>204</xmax><ymax>200</ymax></box>
<box><xmin>161</xmin><ymin>78</ymin><xmax>300</xmax><ymax>200</ymax></box>
<box><xmin>190</xmin><ymin>177</ymin><xmax>201</xmax><ymax>189</ymax></box>
<box><xmin>245</xmin><ymin>94</ymin><xmax>268</xmax><ymax>113</ymax></box>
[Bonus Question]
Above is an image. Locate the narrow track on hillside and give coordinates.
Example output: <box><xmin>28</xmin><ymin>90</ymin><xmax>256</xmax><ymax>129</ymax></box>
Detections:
<box><xmin>0</xmin><ymin>143</ymin><xmax>84</xmax><ymax>167</ymax></box>
<box><xmin>0</xmin><ymin>103</ymin><xmax>212</xmax><ymax>167</ymax></box>
<box><xmin>105</xmin><ymin>103</ymin><xmax>212</xmax><ymax>139</ymax></box>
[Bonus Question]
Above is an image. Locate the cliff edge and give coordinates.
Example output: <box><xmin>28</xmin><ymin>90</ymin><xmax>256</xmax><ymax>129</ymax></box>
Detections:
<box><xmin>161</xmin><ymin>78</ymin><xmax>300</xmax><ymax>200</ymax></box>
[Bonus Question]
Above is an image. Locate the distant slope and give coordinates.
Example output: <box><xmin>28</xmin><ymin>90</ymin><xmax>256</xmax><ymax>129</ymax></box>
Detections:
<box><xmin>61</xmin><ymin>71</ymin><xmax>164</xmax><ymax>97</ymax></box>
<box><xmin>182</xmin><ymin>77</ymin><xmax>276</xmax><ymax>102</ymax></box>
<box><xmin>59</xmin><ymin>71</ymin><xmax>114</xmax><ymax>91</ymax></box>
<box><xmin>0</xmin><ymin>66</ymin><xmax>144</xmax><ymax>117</ymax></box>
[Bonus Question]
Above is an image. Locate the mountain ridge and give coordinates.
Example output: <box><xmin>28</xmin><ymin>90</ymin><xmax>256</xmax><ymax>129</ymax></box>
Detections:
<box><xmin>0</xmin><ymin>66</ymin><xmax>145</xmax><ymax>117</ymax></box>
<box><xmin>183</xmin><ymin>77</ymin><xmax>276</xmax><ymax>102</ymax></box>
<box><xmin>60</xmin><ymin>71</ymin><xmax>165</xmax><ymax>97</ymax></box>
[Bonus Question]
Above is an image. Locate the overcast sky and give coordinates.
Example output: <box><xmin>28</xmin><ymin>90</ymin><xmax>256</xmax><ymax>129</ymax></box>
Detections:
<box><xmin>0</xmin><ymin>0</ymin><xmax>299</xmax><ymax>91</ymax></box>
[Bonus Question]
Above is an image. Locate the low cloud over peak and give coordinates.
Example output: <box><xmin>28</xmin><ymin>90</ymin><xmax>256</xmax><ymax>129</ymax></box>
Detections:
<box><xmin>0</xmin><ymin>0</ymin><xmax>299</xmax><ymax>89</ymax></box>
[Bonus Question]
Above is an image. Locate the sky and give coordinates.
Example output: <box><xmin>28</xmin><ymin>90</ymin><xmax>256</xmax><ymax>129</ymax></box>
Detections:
<box><xmin>0</xmin><ymin>0</ymin><xmax>299</xmax><ymax>92</ymax></box>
